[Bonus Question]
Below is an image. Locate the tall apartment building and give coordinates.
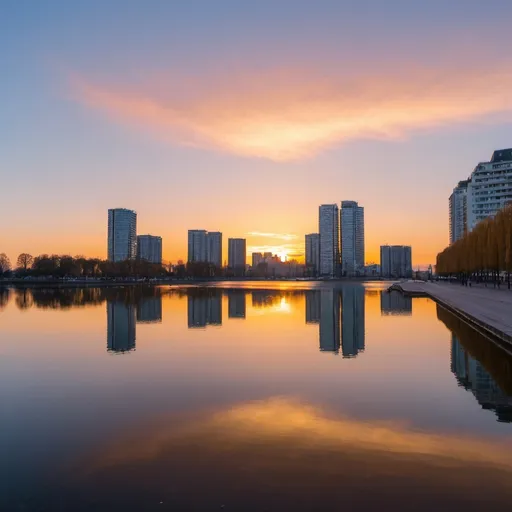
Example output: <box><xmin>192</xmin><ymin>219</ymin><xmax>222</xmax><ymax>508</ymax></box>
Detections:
<box><xmin>228</xmin><ymin>238</ymin><xmax>246</xmax><ymax>269</ymax></box>
<box><xmin>188</xmin><ymin>230</ymin><xmax>208</xmax><ymax>262</ymax></box>
<box><xmin>305</xmin><ymin>233</ymin><xmax>320</xmax><ymax>274</ymax></box>
<box><xmin>340</xmin><ymin>201</ymin><xmax>365</xmax><ymax>276</ymax></box>
<box><xmin>466</xmin><ymin>149</ymin><xmax>512</xmax><ymax>232</ymax></box>
<box><xmin>449</xmin><ymin>180</ymin><xmax>469</xmax><ymax>244</ymax></box>
<box><xmin>137</xmin><ymin>235</ymin><xmax>162</xmax><ymax>264</ymax></box>
<box><xmin>380</xmin><ymin>245</ymin><xmax>412</xmax><ymax>278</ymax></box>
<box><xmin>252</xmin><ymin>252</ymin><xmax>263</xmax><ymax>267</ymax></box>
<box><xmin>319</xmin><ymin>204</ymin><xmax>339</xmax><ymax>276</ymax></box>
<box><xmin>108</xmin><ymin>208</ymin><xmax>137</xmax><ymax>262</ymax></box>
<box><xmin>207</xmin><ymin>232</ymin><xmax>222</xmax><ymax>267</ymax></box>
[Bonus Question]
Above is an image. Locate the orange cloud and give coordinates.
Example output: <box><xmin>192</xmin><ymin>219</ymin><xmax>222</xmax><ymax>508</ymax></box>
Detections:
<box><xmin>71</xmin><ymin>66</ymin><xmax>512</xmax><ymax>161</ymax></box>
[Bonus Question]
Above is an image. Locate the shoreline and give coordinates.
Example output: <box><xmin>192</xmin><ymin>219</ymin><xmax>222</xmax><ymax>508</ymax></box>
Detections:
<box><xmin>0</xmin><ymin>276</ymin><xmax>386</xmax><ymax>288</ymax></box>
<box><xmin>390</xmin><ymin>282</ymin><xmax>512</xmax><ymax>349</ymax></box>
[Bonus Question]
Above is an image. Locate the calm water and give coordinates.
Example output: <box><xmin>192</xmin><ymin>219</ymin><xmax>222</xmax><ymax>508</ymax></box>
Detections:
<box><xmin>1</xmin><ymin>282</ymin><xmax>512</xmax><ymax>511</ymax></box>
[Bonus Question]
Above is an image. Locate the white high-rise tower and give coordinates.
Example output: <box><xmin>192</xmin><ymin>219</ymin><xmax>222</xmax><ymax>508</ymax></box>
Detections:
<box><xmin>319</xmin><ymin>204</ymin><xmax>339</xmax><ymax>276</ymax></box>
<box><xmin>340</xmin><ymin>201</ymin><xmax>365</xmax><ymax>276</ymax></box>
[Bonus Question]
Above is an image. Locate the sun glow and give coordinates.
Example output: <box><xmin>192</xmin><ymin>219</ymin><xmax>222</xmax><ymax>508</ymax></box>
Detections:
<box><xmin>72</xmin><ymin>65</ymin><xmax>512</xmax><ymax>161</ymax></box>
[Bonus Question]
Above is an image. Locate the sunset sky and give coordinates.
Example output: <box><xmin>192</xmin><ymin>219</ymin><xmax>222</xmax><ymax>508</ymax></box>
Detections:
<box><xmin>2</xmin><ymin>0</ymin><xmax>512</xmax><ymax>266</ymax></box>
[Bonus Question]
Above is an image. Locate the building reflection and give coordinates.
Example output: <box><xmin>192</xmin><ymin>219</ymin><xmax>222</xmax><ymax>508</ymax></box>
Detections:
<box><xmin>341</xmin><ymin>287</ymin><xmax>365</xmax><ymax>358</ymax></box>
<box><xmin>251</xmin><ymin>291</ymin><xmax>280</xmax><ymax>308</ymax></box>
<box><xmin>306</xmin><ymin>287</ymin><xmax>365</xmax><ymax>357</ymax></box>
<box><xmin>136</xmin><ymin>296</ymin><xmax>163</xmax><ymax>324</ymax></box>
<box><xmin>187</xmin><ymin>290</ymin><xmax>223</xmax><ymax>328</ymax></box>
<box><xmin>319</xmin><ymin>289</ymin><xmax>341</xmax><ymax>353</ymax></box>
<box><xmin>227</xmin><ymin>290</ymin><xmax>246</xmax><ymax>319</ymax></box>
<box><xmin>107</xmin><ymin>301</ymin><xmax>136</xmax><ymax>353</ymax></box>
<box><xmin>380</xmin><ymin>290</ymin><xmax>412</xmax><ymax>316</ymax></box>
<box><xmin>451</xmin><ymin>335</ymin><xmax>512</xmax><ymax>422</ymax></box>
<box><xmin>305</xmin><ymin>291</ymin><xmax>320</xmax><ymax>324</ymax></box>
<box><xmin>437</xmin><ymin>304</ymin><xmax>512</xmax><ymax>423</ymax></box>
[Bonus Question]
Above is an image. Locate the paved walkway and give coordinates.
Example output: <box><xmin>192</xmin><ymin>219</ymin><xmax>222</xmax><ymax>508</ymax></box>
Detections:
<box><xmin>394</xmin><ymin>281</ymin><xmax>512</xmax><ymax>343</ymax></box>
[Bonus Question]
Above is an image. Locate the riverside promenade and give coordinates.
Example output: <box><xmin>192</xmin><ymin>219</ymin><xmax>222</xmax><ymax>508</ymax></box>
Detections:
<box><xmin>390</xmin><ymin>281</ymin><xmax>512</xmax><ymax>346</ymax></box>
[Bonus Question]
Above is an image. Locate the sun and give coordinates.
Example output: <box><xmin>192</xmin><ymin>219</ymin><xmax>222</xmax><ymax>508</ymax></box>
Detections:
<box><xmin>276</xmin><ymin>250</ymin><xmax>288</xmax><ymax>262</ymax></box>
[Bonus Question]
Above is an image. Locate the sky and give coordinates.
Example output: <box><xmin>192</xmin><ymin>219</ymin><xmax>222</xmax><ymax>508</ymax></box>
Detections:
<box><xmin>1</xmin><ymin>0</ymin><xmax>512</xmax><ymax>267</ymax></box>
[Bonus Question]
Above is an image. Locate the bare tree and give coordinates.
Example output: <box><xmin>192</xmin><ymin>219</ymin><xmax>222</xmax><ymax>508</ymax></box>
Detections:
<box><xmin>17</xmin><ymin>253</ymin><xmax>34</xmax><ymax>271</ymax></box>
<box><xmin>0</xmin><ymin>253</ymin><xmax>11</xmax><ymax>275</ymax></box>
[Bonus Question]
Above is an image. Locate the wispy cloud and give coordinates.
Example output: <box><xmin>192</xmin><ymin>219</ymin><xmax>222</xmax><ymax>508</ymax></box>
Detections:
<box><xmin>71</xmin><ymin>65</ymin><xmax>512</xmax><ymax>161</ymax></box>
<box><xmin>247</xmin><ymin>231</ymin><xmax>298</xmax><ymax>241</ymax></box>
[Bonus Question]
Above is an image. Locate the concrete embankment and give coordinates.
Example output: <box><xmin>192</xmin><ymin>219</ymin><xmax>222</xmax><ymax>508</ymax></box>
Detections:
<box><xmin>390</xmin><ymin>281</ymin><xmax>512</xmax><ymax>347</ymax></box>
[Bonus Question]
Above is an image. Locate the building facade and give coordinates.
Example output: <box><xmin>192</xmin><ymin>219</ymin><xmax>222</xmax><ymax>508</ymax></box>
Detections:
<box><xmin>449</xmin><ymin>180</ymin><xmax>469</xmax><ymax>244</ymax></box>
<box><xmin>340</xmin><ymin>201</ymin><xmax>364</xmax><ymax>276</ymax></box>
<box><xmin>207</xmin><ymin>232</ymin><xmax>222</xmax><ymax>267</ymax></box>
<box><xmin>380</xmin><ymin>245</ymin><xmax>412</xmax><ymax>278</ymax></box>
<box><xmin>305</xmin><ymin>233</ymin><xmax>320</xmax><ymax>274</ymax></box>
<box><xmin>188</xmin><ymin>230</ymin><xmax>208</xmax><ymax>262</ymax></box>
<box><xmin>108</xmin><ymin>208</ymin><xmax>137</xmax><ymax>262</ymax></box>
<box><xmin>466</xmin><ymin>149</ymin><xmax>512</xmax><ymax>233</ymax></box>
<box><xmin>228</xmin><ymin>238</ymin><xmax>246</xmax><ymax>269</ymax></box>
<box><xmin>252</xmin><ymin>252</ymin><xmax>263</xmax><ymax>267</ymax></box>
<box><xmin>137</xmin><ymin>235</ymin><xmax>162</xmax><ymax>264</ymax></box>
<box><xmin>319</xmin><ymin>204</ymin><xmax>339</xmax><ymax>276</ymax></box>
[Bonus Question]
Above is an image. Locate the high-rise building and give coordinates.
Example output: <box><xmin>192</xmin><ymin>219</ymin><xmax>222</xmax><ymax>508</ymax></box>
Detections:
<box><xmin>188</xmin><ymin>230</ymin><xmax>208</xmax><ymax>262</ymax></box>
<box><xmin>449</xmin><ymin>180</ymin><xmax>469</xmax><ymax>244</ymax></box>
<box><xmin>107</xmin><ymin>301</ymin><xmax>136</xmax><ymax>353</ymax></box>
<box><xmin>228</xmin><ymin>238</ymin><xmax>246</xmax><ymax>269</ymax></box>
<box><xmin>380</xmin><ymin>245</ymin><xmax>412</xmax><ymax>278</ymax></box>
<box><xmin>108</xmin><ymin>208</ymin><xmax>137</xmax><ymax>262</ymax></box>
<box><xmin>207</xmin><ymin>232</ymin><xmax>222</xmax><ymax>267</ymax></box>
<box><xmin>188</xmin><ymin>230</ymin><xmax>223</xmax><ymax>265</ymax></box>
<box><xmin>252</xmin><ymin>252</ymin><xmax>263</xmax><ymax>267</ymax></box>
<box><xmin>137</xmin><ymin>235</ymin><xmax>162</xmax><ymax>264</ymax></box>
<box><xmin>466</xmin><ymin>149</ymin><xmax>512</xmax><ymax>233</ymax></box>
<box><xmin>319</xmin><ymin>204</ymin><xmax>339</xmax><ymax>276</ymax></box>
<box><xmin>305</xmin><ymin>233</ymin><xmax>320</xmax><ymax>274</ymax></box>
<box><xmin>340</xmin><ymin>201</ymin><xmax>365</xmax><ymax>276</ymax></box>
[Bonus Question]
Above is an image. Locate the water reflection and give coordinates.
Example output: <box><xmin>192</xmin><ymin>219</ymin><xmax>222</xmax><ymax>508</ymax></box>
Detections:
<box><xmin>341</xmin><ymin>287</ymin><xmax>365</xmax><ymax>357</ymax></box>
<box><xmin>0</xmin><ymin>287</ymin><xmax>9</xmax><ymax>310</ymax></box>
<box><xmin>319</xmin><ymin>289</ymin><xmax>340</xmax><ymax>352</ymax></box>
<box><xmin>3</xmin><ymin>285</ymin><xmax>512</xmax><ymax>511</ymax></box>
<box><xmin>187</xmin><ymin>289</ymin><xmax>223</xmax><ymax>328</ymax></box>
<box><xmin>438</xmin><ymin>304</ymin><xmax>512</xmax><ymax>423</ymax></box>
<box><xmin>136</xmin><ymin>296</ymin><xmax>162</xmax><ymax>323</ymax></box>
<box><xmin>107</xmin><ymin>301</ymin><xmax>136</xmax><ymax>353</ymax></box>
<box><xmin>381</xmin><ymin>290</ymin><xmax>412</xmax><ymax>316</ymax></box>
<box><xmin>227</xmin><ymin>290</ymin><xmax>246</xmax><ymax>319</ymax></box>
<box><xmin>66</xmin><ymin>398</ymin><xmax>512</xmax><ymax>511</ymax></box>
<box><xmin>306</xmin><ymin>287</ymin><xmax>365</xmax><ymax>357</ymax></box>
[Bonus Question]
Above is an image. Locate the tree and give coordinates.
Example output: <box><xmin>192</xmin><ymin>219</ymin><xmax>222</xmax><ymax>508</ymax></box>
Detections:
<box><xmin>17</xmin><ymin>253</ymin><xmax>34</xmax><ymax>271</ymax></box>
<box><xmin>0</xmin><ymin>253</ymin><xmax>11</xmax><ymax>275</ymax></box>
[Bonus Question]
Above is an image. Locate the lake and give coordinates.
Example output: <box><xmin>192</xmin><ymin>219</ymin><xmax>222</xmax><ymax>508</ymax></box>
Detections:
<box><xmin>1</xmin><ymin>282</ymin><xmax>512</xmax><ymax>511</ymax></box>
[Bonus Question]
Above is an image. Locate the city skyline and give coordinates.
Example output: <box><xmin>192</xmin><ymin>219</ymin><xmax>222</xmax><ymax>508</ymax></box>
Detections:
<box><xmin>3</xmin><ymin>2</ymin><xmax>512</xmax><ymax>267</ymax></box>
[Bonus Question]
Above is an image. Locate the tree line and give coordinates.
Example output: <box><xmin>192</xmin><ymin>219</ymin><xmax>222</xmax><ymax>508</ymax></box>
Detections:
<box><xmin>436</xmin><ymin>204</ymin><xmax>512</xmax><ymax>287</ymax></box>
<box><xmin>0</xmin><ymin>253</ymin><xmax>168</xmax><ymax>278</ymax></box>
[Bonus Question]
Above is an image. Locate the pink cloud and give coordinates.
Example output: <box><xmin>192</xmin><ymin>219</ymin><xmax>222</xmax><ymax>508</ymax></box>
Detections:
<box><xmin>70</xmin><ymin>66</ymin><xmax>512</xmax><ymax>161</ymax></box>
